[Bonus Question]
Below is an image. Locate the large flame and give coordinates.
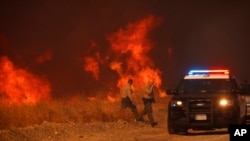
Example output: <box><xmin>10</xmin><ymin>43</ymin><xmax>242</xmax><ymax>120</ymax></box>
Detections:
<box><xmin>107</xmin><ymin>15</ymin><xmax>164</xmax><ymax>96</ymax></box>
<box><xmin>0</xmin><ymin>56</ymin><xmax>51</xmax><ymax>105</ymax></box>
<box><xmin>83</xmin><ymin>14</ymin><xmax>166</xmax><ymax>102</ymax></box>
<box><xmin>83</xmin><ymin>56</ymin><xmax>100</xmax><ymax>80</ymax></box>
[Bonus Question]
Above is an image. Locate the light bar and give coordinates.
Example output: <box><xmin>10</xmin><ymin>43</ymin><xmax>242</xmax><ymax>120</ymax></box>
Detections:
<box><xmin>184</xmin><ymin>75</ymin><xmax>229</xmax><ymax>79</ymax></box>
<box><xmin>188</xmin><ymin>69</ymin><xmax>229</xmax><ymax>75</ymax></box>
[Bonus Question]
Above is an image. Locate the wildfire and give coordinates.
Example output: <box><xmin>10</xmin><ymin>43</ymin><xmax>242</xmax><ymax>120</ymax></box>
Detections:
<box><xmin>106</xmin><ymin>92</ymin><xmax>119</xmax><ymax>103</ymax></box>
<box><xmin>83</xmin><ymin>40</ymin><xmax>102</xmax><ymax>80</ymax></box>
<box><xmin>83</xmin><ymin>14</ymin><xmax>166</xmax><ymax>102</ymax></box>
<box><xmin>107</xmin><ymin>14</ymin><xmax>164</xmax><ymax>95</ymax></box>
<box><xmin>0</xmin><ymin>56</ymin><xmax>51</xmax><ymax>105</ymax></box>
<box><xmin>83</xmin><ymin>56</ymin><xmax>99</xmax><ymax>80</ymax></box>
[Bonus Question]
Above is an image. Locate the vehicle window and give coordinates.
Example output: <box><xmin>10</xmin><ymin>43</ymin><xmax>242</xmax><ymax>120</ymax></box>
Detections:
<box><xmin>231</xmin><ymin>78</ymin><xmax>241</xmax><ymax>90</ymax></box>
<box><xmin>177</xmin><ymin>79</ymin><xmax>231</xmax><ymax>94</ymax></box>
<box><xmin>241</xmin><ymin>83</ymin><xmax>250</xmax><ymax>95</ymax></box>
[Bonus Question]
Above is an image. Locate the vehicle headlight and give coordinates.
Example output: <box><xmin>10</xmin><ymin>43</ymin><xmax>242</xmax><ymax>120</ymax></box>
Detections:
<box><xmin>219</xmin><ymin>98</ymin><xmax>232</xmax><ymax>106</ymax></box>
<box><xmin>171</xmin><ymin>100</ymin><xmax>183</xmax><ymax>107</ymax></box>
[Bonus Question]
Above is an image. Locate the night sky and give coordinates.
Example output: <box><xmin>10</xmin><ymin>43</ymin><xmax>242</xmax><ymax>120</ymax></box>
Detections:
<box><xmin>0</xmin><ymin>0</ymin><xmax>250</xmax><ymax>97</ymax></box>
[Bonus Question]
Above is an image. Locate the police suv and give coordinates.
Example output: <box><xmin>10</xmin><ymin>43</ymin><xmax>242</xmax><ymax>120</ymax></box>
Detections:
<box><xmin>167</xmin><ymin>70</ymin><xmax>247</xmax><ymax>134</ymax></box>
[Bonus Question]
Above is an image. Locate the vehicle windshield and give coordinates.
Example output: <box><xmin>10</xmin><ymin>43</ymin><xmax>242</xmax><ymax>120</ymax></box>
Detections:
<box><xmin>177</xmin><ymin>79</ymin><xmax>232</xmax><ymax>94</ymax></box>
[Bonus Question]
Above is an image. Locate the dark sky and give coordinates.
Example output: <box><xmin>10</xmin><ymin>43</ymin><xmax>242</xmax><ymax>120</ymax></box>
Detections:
<box><xmin>0</xmin><ymin>0</ymin><xmax>250</xmax><ymax>97</ymax></box>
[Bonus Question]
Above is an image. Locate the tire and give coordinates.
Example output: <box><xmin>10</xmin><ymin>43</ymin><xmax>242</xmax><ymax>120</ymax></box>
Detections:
<box><xmin>167</xmin><ymin>110</ymin><xmax>179</xmax><ymax>134</ymax></box>
<box><xmin>241</xmin><ymin>108</ymin><xmax>247</xmax><ymax>124</ymax></box>
<box><xmin>178</xmin><ymin>128</ymin><xmax>188</xmax><ymax>135</ymax></box>
<box><xmin>231</xmin><ymin>108</ymin><xmax>241</xmax><ymax>124</ymax></box>
<box><xmin>168</xmin><ymin>122</ymin><xmax>179</xmax><ymax>134</ymax></box>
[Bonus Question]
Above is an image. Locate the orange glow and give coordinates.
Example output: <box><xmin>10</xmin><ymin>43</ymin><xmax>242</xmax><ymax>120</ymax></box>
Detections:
<box><xmin>0</xmin><ymin>56</ymin><xmax>51</xmax><ymax>105</ymax></box>
<box><xmin>109</xmin><ymin>61</ymin><xmax>123</xmax><ymax>77</ymax></box>
<box><xmin>36</xmin><ymin>50</ymin><xmax>53</xmax><ymax>63</ymax></box>
<box><xmin>87</xmin><ymin>96</ymin><xmax>97</xmax><ymax>101</ymax></box>
<box><xmin>106</xmin><ymin>92</ymin><xmax>119</xmax><ymax>103</ymax></box>
<box><xmin>107</xmin><ymin>15</ymin><xmax>165</xmax><ymax>97</ymax></box>
<box><xmin>84</xmin><ymin>56</ymin><xmax>99</xmax><ymax>80</ymax></box>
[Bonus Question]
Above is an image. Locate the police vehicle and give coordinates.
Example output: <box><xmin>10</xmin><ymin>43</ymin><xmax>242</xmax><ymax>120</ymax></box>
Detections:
<box><xmin>167</xmin><ymin>69</ymin><xmax>247</xmax><ymax>134</ymax></box>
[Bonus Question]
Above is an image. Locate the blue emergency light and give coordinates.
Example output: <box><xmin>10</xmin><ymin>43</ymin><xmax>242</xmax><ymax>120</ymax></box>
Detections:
<box><xmin>188</xmin><ymin>69</ymin><xmax>229</xmax><ymax>75</ymax></box>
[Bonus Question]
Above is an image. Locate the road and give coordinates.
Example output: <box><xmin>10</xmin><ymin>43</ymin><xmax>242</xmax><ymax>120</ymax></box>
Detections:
<box><xmin>167</xmin><ymin>120</ymin><xmax>250</xmax><ymax>141</ymax></box>
<box><xmin>135</xmin><ymin>129</ymin><xmax>229</xmax><ymax>141</ymax></box>
<box><xmin>84</xmin><ymin>122</ymin><xmax>230</xmax><ymax>141</ymax></box>
<box><xmin>167</xmin><ymin>129</ymin><xmax>229</xmax><ymax>141</ymax></box>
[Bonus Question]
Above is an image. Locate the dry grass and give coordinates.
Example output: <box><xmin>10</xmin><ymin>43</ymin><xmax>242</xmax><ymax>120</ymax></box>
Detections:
<box><xmin>0</xmin><ymin>95</ymin><xmax>170</xmax><ymax>130</ymax></box>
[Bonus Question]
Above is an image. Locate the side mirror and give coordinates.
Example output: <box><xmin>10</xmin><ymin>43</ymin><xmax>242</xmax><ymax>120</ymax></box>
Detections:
<box><xmin>166</xmin><ymin>89</ymin><xmax>176</xmax><ymax>95</ymax></box>
<box><xmin>240</xmin><ymin>89</ymin><xmax>246</xmax><ymax>95</ymax></box>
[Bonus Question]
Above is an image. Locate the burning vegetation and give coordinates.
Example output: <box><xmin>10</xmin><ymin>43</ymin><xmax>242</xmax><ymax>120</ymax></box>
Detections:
<box><xmin>0</xmin><ymin>56</ymin><xmax>51</xmax><ymax>105</ymax></box>
<box><xmin>84</xmin><ymin>14</ymin><xmax>166</xmax><ymax>100</ymax></box>
<box><xmin>0</xmin><ymin>14</ymin><xmax>168</xmax><ymax>130</ymax></box>
<box><xmin>107</xmin><ymin>14</ymin><xmax>162</xmax><ymax>89</ymax></box>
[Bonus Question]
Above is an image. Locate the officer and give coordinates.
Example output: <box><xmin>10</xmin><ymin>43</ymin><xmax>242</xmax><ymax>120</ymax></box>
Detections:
<box><xmin>120</xmin><ymin>78</ymin><xmax>140</xmax><ymax>121</ymax></box>
<box><xmin>138</xmin><ymin>79</ymin><xmax>158</xmax><ymax>127</ymax></box>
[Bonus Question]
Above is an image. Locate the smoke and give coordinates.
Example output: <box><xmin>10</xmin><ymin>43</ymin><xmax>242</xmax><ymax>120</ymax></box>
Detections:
<box><xmin>35</xmin><ymin>50</ymin><xmax>53</xmax><ymax>64</ymax></box>
<box><xmin>0</xmin><ymin>0</ymin><xmax>249</xmax><ymax>100</ymax></box>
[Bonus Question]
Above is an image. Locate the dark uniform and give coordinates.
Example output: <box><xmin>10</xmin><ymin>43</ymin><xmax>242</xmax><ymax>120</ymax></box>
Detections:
<box><xmin>138</xmin><ymin>80</ymin><xmax>158</xmax><ymax>127</ymax></box>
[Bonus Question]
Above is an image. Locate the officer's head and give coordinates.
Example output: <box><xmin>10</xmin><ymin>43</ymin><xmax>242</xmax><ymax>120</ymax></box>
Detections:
<box><xmin>128</xmin><ymin>79</ymin><xmax>133</xmax><ymax>85</ymax></box>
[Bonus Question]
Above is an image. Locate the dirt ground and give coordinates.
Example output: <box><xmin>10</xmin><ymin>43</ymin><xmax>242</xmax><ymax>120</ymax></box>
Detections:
<box><xmin>0</xmin><ymin>118</ymin><xmax>232</xmax><ymax>141</ymax></box>
<box><xmin>0</xmin><ymin>97</ymin><xmax>232</xmax><ymax>141</ymax></box>
<box><xmin>0</xmin><ymin>118</ymin><xmax>171</xmax><ymax>141</ymax></box>
<box><xmin>0</xmin><ymin>95</ymin><xmax>172</xmax><ymax>141</ymax></box>
<box><xmin>0</xmin><ymin>99</ymin><xmax>172</xmax><ymax>141</ymax></box>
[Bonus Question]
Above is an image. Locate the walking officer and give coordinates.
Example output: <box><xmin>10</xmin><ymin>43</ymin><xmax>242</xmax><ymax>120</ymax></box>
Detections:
<box><xmin>138</xmin><ymin>79</ymin><xmax>158</xmax><ymax>127</ymax></box>
<box><xmin>120</xmin><ymin>78</ymin><xmax>140</xmax><ymax>121</ymax></box>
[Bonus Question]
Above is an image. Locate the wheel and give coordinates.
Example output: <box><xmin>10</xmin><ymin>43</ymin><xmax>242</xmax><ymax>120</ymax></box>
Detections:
<box><xmin>178</xmin><ymin>128</ymin><xmax>188</xmax><ymax>135</ymax></box>
<box><xmin>241</xmin><ymin>108</ymin><xmax>247</xmax><ymax>124</ymax></box>
<box><xmin>168</xmin><ymin>123</ymin><xmax>179</xmax><ymax>134</ymax></box>
<box><xmin>231</xmin><ymin>108</ymin><xmax>241</xmax><ymax>124</ymax></box>
<box><xmin>167</xmin><ymin>111</ymin><xmax>179</xmax><ymax>134</ymax></box>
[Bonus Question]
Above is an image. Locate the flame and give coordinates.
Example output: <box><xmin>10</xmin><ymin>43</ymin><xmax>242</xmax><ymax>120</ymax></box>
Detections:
<box><xmin>107</xmin><ymin>14</ymin><xmax>165</xmax><ymax>96</ymax></box>
<box><xmin>83</xmin><ymin>41</ymin><xmax>102</xmax><ymax>80</ymax></box>
<box><xmin>35</xmin><ymin>50</ymin><xmax>53</xmax><ymax>63</ymax></box>
<box><xmin>110</xmin><ymin>61</ymin><xmax>123</xmax><ymax>77</ymax></box>
<box><xmin>83</xmin><ymin>56</ymin><xmax>99</xmax><ymax>80</ymax></box>
<box><xmin>106</xmin><ymin>92</ymin><xmax>120</xmax><ymax>103</ymax></box>
<box><xmin>106</xmin><ymin>95</ymin><xmax>117</xmax><ymax>103</ymax></box>
<box><xmin>0</xmin><ymin>56</ymin><xmax>51</xmax><ymax>105</ymax></box>
<box><xmin>82</xmin><ymin>14</ymin><xmax>166</xmax><ymax>100</ymax></box>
